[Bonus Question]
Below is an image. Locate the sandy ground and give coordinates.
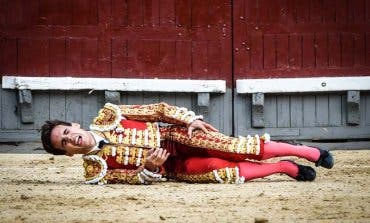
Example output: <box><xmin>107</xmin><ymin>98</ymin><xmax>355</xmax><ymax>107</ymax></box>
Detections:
<box><xmin>0</xmin><ymin>150</ymin><xmax>369</xmax><ymax>223</ymax></box>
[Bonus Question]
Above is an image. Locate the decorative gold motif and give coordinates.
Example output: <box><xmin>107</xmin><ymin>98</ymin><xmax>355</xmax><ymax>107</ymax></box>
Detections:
<box><xmin>175</xmin><ymin>167</ymin><xmax>245</xmax><ymax>184</ymax></box>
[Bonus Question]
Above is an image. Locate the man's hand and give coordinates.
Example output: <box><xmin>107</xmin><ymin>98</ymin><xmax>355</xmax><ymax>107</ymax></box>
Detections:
<box><xmin>187</xmin><ymin>119</ymin><xmax>219</xmax><ymax>138</ymax></box>
<box><xmin>144</xmin><ymin>148</ymin><xmax>170</xmax><ymax>172</ymax></box>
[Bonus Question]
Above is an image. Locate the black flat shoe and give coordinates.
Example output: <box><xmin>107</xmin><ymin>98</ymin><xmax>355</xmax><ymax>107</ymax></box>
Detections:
<box><xmin>285</xmin><ymin>160</ymin><xmax>316</xmax><ymax>182</ymax></box>
<box><xmin>315</xmin><ymin>148</ymin><xmax>334</xmax><ymax>169</ymax></box>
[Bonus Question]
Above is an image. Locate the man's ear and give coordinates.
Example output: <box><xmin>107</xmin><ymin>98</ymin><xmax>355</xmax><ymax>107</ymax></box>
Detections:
<box><xmin>71</xmin><ymin>123</ymin><xmax>81</xmax><ymax>128</ymax></box>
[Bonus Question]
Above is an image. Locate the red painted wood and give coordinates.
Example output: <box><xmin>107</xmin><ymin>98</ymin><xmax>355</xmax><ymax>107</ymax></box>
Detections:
<box><xmin>175</xmin><ymin>0</ymin><xmax>191</xmax><ymax>27</ymax></box>
<box><xmin>288</xmin><ymin>34</ymin><xmax>302</xmax><ymax>69</ymax></box>
<box><xmin>143</xmin><ymin>0</ymin><xmax>159</xmax><ymax>27</ymax></box>
<box><xmin>159</xmin><ymin>0</ymin><xmax>175</xmax><ymax>27</ymax></box>
<box><xmin>0</xmin><ymin>38</ymin><xmax>17</xmax><ymax>74</ymax></box>
<box><xmin>315</xmin><ymin>33</ymin><xmax>328</xmax><ymax>68</ymax></box>
<box><xmin>328</xmin><ymin>33</ymin><xmax>341</xmax><ymax>67</ymax></box>
<box><xmin>158</xmin><ymin>41</ymin><xmax>176</xmax><ymax>77</ymax></box>
<box><xmin>191</xmin><ymin>0</ymin><xmax>208</xmax><ymax>27</ymax></box>
<box><xmin>323</xmin><ymin>0</ymin><xmax>336</xmax><ymax>23</ymax></box>
<box><xmin>80</xmin><ymin>39</ymin><xmax>98</xmax><ymax>76</ymax></box>
<box><xmin>192</xmin><ymin>41</ymin><xmax>208</xmax><ymax>77</ymax></box>
<box><xmin>276</xmin><ymin>34</ymin><xmax>289</xmax><ymax>70</ymax></box>
<box><xmin>341</xmin><ymin>33</ymin><xmax>354</xmax><ymax>67</ymax></box>
<box><xmin>207</xmin><ymin>41</ymin><xmax>221</xmax><ymax>78</ymax></box>
<box><xmin>354</xmin><ymin>33</ymin><xmax>366</xmax><ymax>67</ymax></box>
<box><xmin>128</xmin><ymin>0</ymin><xmax>143</xmax><ymax>26</ymax></box>
<box><xmin>336</xmin><ymin>0</ymin><xmax>348</xmax><ymax>24</ymax></box>
<box><xmin>263</xmin><ymin>34</ymin><xmax>276</xmax><ymax>69</ymax></box>
<box><xmin>234</xmin><ymin>0</ymin><xmax>248</xmax><ymax>75</ymax></box>
<box><xmin>250</xmin><ymin>32</ymin><xmax>263</xmax><ymax>70</ymax></box>
<box><xmin>302</xmin><ymin>34</ymin><xmax>315</xmax><ymax>68</ymax></box>
<box><xmin>112</xmin><ymin>0</ymin><xmax>128</xmax><ymax>26</ymax></box>
<box><xmin>49</xmin><ymin>38</ymin><xmax>66</xmax><ymax>76</ymax></box>
<box><xmin>111</xmin><ymin>39</ymin><xmax>127</xmax><ymax>77</ymax></box>
<box><xmin>18</xmin><ymin>39</ymin><xmax>49</xmax><ymax>76</ymax></box>
<box><xmin>175</xmin><ymin>41</ymin><xmax>191</xmax><ymax>78</ymax></box>
<box><xmin>66</xmin><ymin>38</ymin><xmax>82</xmax><ymax>76</ymax></box>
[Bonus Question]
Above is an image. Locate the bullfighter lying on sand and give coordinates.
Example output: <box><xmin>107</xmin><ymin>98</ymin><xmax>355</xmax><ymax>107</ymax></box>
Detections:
<box><xmin>41</xmin><ymin>102</ymin><xmax>334</xmax><ymax>185</ymax></box>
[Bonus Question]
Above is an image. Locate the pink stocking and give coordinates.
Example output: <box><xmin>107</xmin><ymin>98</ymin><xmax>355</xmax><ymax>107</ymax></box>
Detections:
<box><xmin>238</xmin><ymin>161</ymin><xmax>298</xmax><ymax>180</ymax></box>
<box><xmin>262</xmin><ymin>141</ymin><xmax>320</xmax><ymax>162</ymax></box>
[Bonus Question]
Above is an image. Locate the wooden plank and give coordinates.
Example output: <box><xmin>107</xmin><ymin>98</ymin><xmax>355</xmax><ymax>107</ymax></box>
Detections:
<box><xmin>360</xmin><ymin>92</ymin><xmax>366</xmax><ymax>126</ymax></box>
<box><xmin>66</xmin><ymin>38</ymin><xmax>82</xmax><ymax>75</ymax></box>
<box><xmin>72</xmin><ymin>0</ymin><xmax>97</xmax><ymax>25</ymax></box>
<box><xmin>354</xmin><ymin>33</ymin><xmax>366</xmax><ymax>67</ymax></box>
<box><xmin>126</xmin><ymin>92</ymin><xmax>144</xmax><ymax>105</ymax></box>
<box><xmin>310</xmin><ymin>0</ymin><xmax>323</xmax><ymax>23</ymax></box>
<box><xmin>315</xmin><ymin>33</ymin><xmax>328</xmax><ymax>68</ymax></box>
<box><xmin>175</xmin><ymin>0</ymin><xmax>191</xmax><ymax>26</ymax></box>
<box><xmin>259</xmin><ymin>0</ymin><xmax>280</xmax><ymax>24</ymax></box>
<box><xmin>367</xmin><ymin>33</ymin><xmax>370</xmax><ymax>66</ymax></box>
<box><xmin>245</xmin><ymin>0</ymin><xmax>258</xmax><ymax>24</ymax></box>
<box><xmin>351</xmin><ymin>0</ymin><xmax>366</xmax><ymax>23</ymax></box>
<box><xmin>302</xmin><ymin>34</ymin><xmax>315</xmax><ymax>68</ymax></box>
<box><xmin>192</xmin><ymin>41</ymin><xmax>208</xmax><ymax>76</ymax></box>
<box><xmin>143</xmin><ymin>92</ymin><xmax>159</xmax><ymax>105</ymax></box>
<box><xmin>0</xmin><ymin>89</ymin><xmax>2</xmax><ymax>127</ymax></box>
<box><xmin>277</xmin><ymin>95</ymin><xmax>290</xmax><ymax>128</ymax></box>
<box><xmin>159</xmin><ymin>41</ymin><xmax>176</xmax><ymax>78</ymax></box>
<box><xmin>33</xmin><ymin>91</ymin><xmax>50</xmax><ymax>130</ymax></box>
<box><xmin>316</xmin><ymin>94</ymin><xmax>329</xmax><ymax>126</ymax></box>
<box><xmin>159</xmin><ymin>0</ymin><xmax>175</xmax><ymax>26</ymax></box>
<box><xmin>175</xmin><ymin>41</ymin><xmax>192</xmax><ymax>78</ymax></box>
<box><xmin>328</xmin><ymin>33</ymin><xmax>341</xmax><ymax>67</ymax></box>
<box><xmin>65</xmin><ymin>91</ymin><xmax>82</xmax><ymax>123</ymax></box>
<box><xmin>341</xmin><ymin>94</ymin><xmax>347</xmax><ymax>125</ymax></box>
<box><xmin>208</xmin><ymin>0</ymin><xmax>224</xmax><ymax>25</ymax></box>
<box><xmin>127</xmin><ymin>0</ymin><xmax>143</xmax><ymax>26</ymax></box>
<box><xmin>0</xmin><ymin>0</ymin><xmax>6</xmax><ymax>25</ymax></box>
<box><xmin>288</xmin><ymin>34</ymin><xmax>302</xmax><ymax>69</ymax></box>
<box><xmin>39</xmin><ymin>0</ymin><xmax>72</xmax><ymax>25</ymax></box>
<box><xmin>323</xmin><ymin>0</ymin><xmax>336</xmax><ymax>23</ymax></box>
<box><xmin>0</xmin><ymin>38</ymin><xmax>17</xmax><ymax>74</ymax></box>
<box><xmin>365</xmin><ymin>94</ymin><xmax>370</xmax><ymax>125</ymax></box>
<box><xmin>341</xmin><ymin>33</ymin><xmax>354</xmax><ymax>67</ymax></box>
<box><xmin>296</xmin><ymin>0</ymin><xmax>310</xmax><ymax>23</ymax></box>
<box><xmin>207</xmin><ymin>41</ymin><xmax>221</xmax><ymax>78</ymax></box>
<box><xmin>49</xmin><ymin>38</ymin><xmax>66</xmax><ymax>76</ymax></box>
<box><xmin>81</xmin><ymin>39</ymin><xmax>98</xmax><ymax>76</ymax></box>
<box><xmin>250</xmin><ymin>32</ymin><xmax>263</xmax><ymax>70</ymax></box>
<box><xmin>82</xmin><ymin>92</ymin><xmax>98</xmax><ymax>129</ymax></box>
<box><xmin>1</xmin><ymin>89</ymin><xmax>18</xmax><ymax>129</ymax></box>
<box><xmin>367</xmin><ymin>0</ymin><xmax>370</xmax><ymax>23</ymax></box>
<box><xmin>97</xmin><ymin>39</ymin><xmax>111</xmax><ymax>77</ymax></box>
<box><xmin>276</xmin><ymin>34</ymin><xmax>289</xmax><ymax>70</ymax></box>
<box><xmin>264</xmin><ymin>95</ymin><xmax>277</xmax><ymax>128</ymax></box>
<box><xmin>233</xmin><ymin>93</ymin><xmax>251</xmax><ymax>135</ymax></box>
<box><xmin>263</xmin><ymin>34</ymin><xmax>276</xmax><ymax>69</ymax></box>
<box><xmin>290</xmin><ymin>95</ymin><xmax>303</xmax><ymax>127</ymax></box>
<box><xmin>303</xmin><ymin>95</ymin><xmax>316</xmax><ymax>127</ymax></box>
<box><xmin>328</xmin><ymin>95</ymin><xmax>342</xmax><ymax>127</ymax></box>
<box><xmin>112</xmin><ymin>0</ymin><xmax>128</xmax><ymax>26</ymax></box>
<box><xmin>233</xmin><ymin>0</ymin><xmax>247</xmax><ymax>76</ymax></box>
<box><xmin>335</xmin><ymin>0</ymin><xmax>348</xmax><ymax>24</ymax></box>
<box><xmin>112</xmin><ymin>39</ymin><xmax>127</xmax><ymax>77</ymax></box>
<box><xmin>6</xmin><ymin>0</ymin><xmax>22</xmax><ymax>25</ymax></box>
<box><xmin>18</xmin><ymin>39</ymin><xmax>49</xmax><ymax>76</ymax></box>
<box><xmin>143</xmin><ymin>0</ymin><xmax>159</xmax><ymax>26</ymax></box>
<box><xmin>49</xmin><ymin>91</ymin><xmax>66</xmax><ymax>121</ymax></box>
<box><xmin>191</xmin><ymin>0</ymin><xmax>208</xmax><ymax>27</ymax></box>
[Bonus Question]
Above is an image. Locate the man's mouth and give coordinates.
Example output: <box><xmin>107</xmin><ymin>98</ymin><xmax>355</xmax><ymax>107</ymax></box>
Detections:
<box><xmin>75</xmin><ymin>136</ymin><xmax>82</xmax><ymax>145</ymax></box>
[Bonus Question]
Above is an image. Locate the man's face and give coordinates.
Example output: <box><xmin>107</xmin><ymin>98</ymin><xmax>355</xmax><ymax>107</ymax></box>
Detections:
<box><xmin>50</xmin><ymin>123</ymin><xmax>96</xmax><ymax>156</ymax></box>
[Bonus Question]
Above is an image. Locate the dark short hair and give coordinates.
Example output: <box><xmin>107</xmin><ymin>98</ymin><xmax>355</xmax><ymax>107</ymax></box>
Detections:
<box><xmin>41</xmin><ymin>120</ymin><xmax>72</xmax><ymax>155</ymax></box>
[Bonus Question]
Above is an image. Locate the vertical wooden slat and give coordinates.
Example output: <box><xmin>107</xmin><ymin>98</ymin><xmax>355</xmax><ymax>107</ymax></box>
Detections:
<box><xmin>245</xmin><ymin>0</ymin><xmax>258</xmax><ymax>23</ymax></box>
<box><xmin>127</xmin><ymin>92</ymin><xmax>144</xmax><ymax>105</ymax></box>
<box><xmin>328</xmin><ymin>33</ymin><xmax>341</xmax><ymax>67</ymax></box>
<box><xmin>66</xmin><ymin>91</ymin><xmax>82</xmax><ymax>123</ymax></box>
<box><xmin>1</xmin><ymin>89</ymin><xmax>18</xmax><ymax>129</ymax></box>
<box><xmin>354</xmin><ymin>33</ymin><xmax>365</xmax><ymax>67</ymax></box>
<box><xmin>310</xmin><ymin>0</ymin><xmax>323</xmax><ymax>23</ymax></box>
<box><xmin>140</xmin><ymin>40</ymin><xmax>160</xmax><ymax>78</ymax></box>
<box><xmin>33</xmin><ymin>92</ymin><xmax>50</xmax><ymax>130</ymax></box>
<box><xmin>72</xmin><ymin>0</ymin><xmax>91</xmax><ymax>25</ymax></box>
<box><xmin>289</xmin><ymin>34</ymin><xmax>302</xmax><ymax>69</ymax></box>
<box><xmin>0</xmin><ymin>89</ymin><xmax>2</xmax><ymax>127</ymax></box>
<box><xmin>296</xmin><ymin>0</ymin><xmax>310</xmax><ymax>23</ymax></box>
<box><xmin>159</xmin><ymin>0</ymin><xmax>175</xmax><ymax>26</ymax></box>
<box><xmin>127</xmin><ymin>0</ymin><xmax>143</xmax><ymax>26</ymax></box>
<box><xmin>302</xmin><ymin>34</ymin><xmax>315</xmax><ymax>68</ymax></box>
<box><xmin>66</xmin><ymin>38</ymin><xmax>82</xmax><ymax>75</ymax></box>
<box><xmin>39</xmin><ymin>0</ymin><xmax>72</xmax><ymax>25</ymax></box>
<box><xmin>315</xmin><ymin>33</ymin><xmax>328</xmax><ymax>68</ymax></box>
<box><xmin>50</xmin><ymin>91</ymin><xmax>66</xmax><ymax>121</ymax></box>
<box><xmin>143</xmin><ymin>92</ymin><xmax>159</xmax><ymax>104</ymax></box>
<box><xmin>234</xmin><ymin>94</ymin><xmax>251</xmax><ymax>134</ymax></box>
<box><xmin>341</xmin><ymin>94</ymin><xmax>347</xmax><ymax>125</ymax></box>
<box><xmin>159</xmin><ymin>41</ymin><xmax>176</xmax><ymax>78</ymax></box>
<box><xmin>6</xmin><ymin>0</ymin><xmax>22</xmax><ymax>25</ymax></box>
<box><xmin>360</xmin><ymin>93</ymin><xmax>367</xmax><ymax>126</ymax></box>
<box><xmin>81</xmin><ymin>39</ymin><xmax>98</xmax><ymax>76</ymax></box>
<box><xmin>208</xmin><ymin>0</ymin><xmax>224</xmax><ymax>25</ymax></box>
<box><xmin>82</xmin><ymin>92</ymin><xmax>98</xmax><ymax>129</ymax></box>
<box><xmin>290</xmin><ymin>95</ymin><xmax>303</xmax><ymax>127</ymax></box>
<box><xmin>191</xmin><ymin>0</ymin><xmax>208</xmax><ymax>27</ymax></box>
<box><xmin>263</xmin><ymin>34</ymin><xmax>276</xmax><ymax>69</ymax></box>
<box><xmin>264</xmin><ymin>95</ymin><xmax>277</xmax><ymax>128</ymax></box>
<box><xmin>316</xmin><ymin>95</ymin><xmax>329</xmax><ymax>127</ymax></box>
<box><xmin>335</xmin><ymin>0</ymin><xmax>348</xmax><ymax>24</ymax></box>
<box><xmin>277</xmin><ymin>95</ymin><xmax>290</xmax><ymax>128</ymax></box>
<box><xmin>49</xmin><ymin>38</ymin><xmax>66</xmax><ymax>76</ymax></box>
<box><xmin>192</xmin><ymin>41</ymin><xmax>208</xmax><ymax>77</ymax></box>
<box><xmin>351</xmin><ymin>0</ymin><xmax>365</xmax><ymax>23</ymax></box>
<box><xmin>207</xmin><ymin>41</ymin><xmax>221</xmax><ymax>79</ymax></box>
<box><xmin>323</xmin><ymin>0</ymin><xmax>336</xmax><ymax>23</ymax></box>
<box><xmin>366</xmin><ymin>33</ymin><xmax>370</xmax><ymax>66</ymax></box>
<box><xmin>0</xmin><ymin>38</ymin><xmax>17</xmax><ymax>74</ymax></box>
<box><xmin>18</xmin><ymin>39</ymin><xmax>49</xmax><ymax>76</ymax></box>
<box><xmin>341</xmin><ymin>33</ymin><xmax>354</xmax><ymax>67</ymax></box>
<box><xmin>143</xmin><ymin>0</ymin><xmax>159</xmax><ymax>27</ymax></box>
<box><xmin>328</xmin><ymin>95</ymin><xmax>342</xmax><ymax>127</ymax></box>
<box><xmin>112</xmin><ymin>39</ymin><xmax>127</xmax><ymax>77</ymax></box>
<box><xmin>98</xmin><ymin>39</ymin><xmax>112</xmax><ymax>77</ymax></box>
<box><xmin>259</xmin><ymin>0</ymin><xmax>279</xmax><ymax>24</ymax></box>
<box><xmin>303</xmin><ymin>95</ymin><xmax>316</xmax><ymax>127</ymax></box>
<box><xmin>112</xmin><ymin>0</ymin><xmax>128</xmax><ymax>26</ymax></box>
<box><xmin>175</xmin><ymin>0</ymin><xmax>191</xmax><ymax>26</ymax></box>
<box><xmin>276</xmin><ymin>34</ymin><xmax>289</xmax><ymax>70</ymax></box>
<box><xmin>234</xmin><ymin>0</ymin><xmax>247</xmax><ymax>76</ymax></box>
<box><xmin>250</xmin><ymin>32</ymin><xmax>263</xmax><ymax>70</ymax></box>
<box><xmin>365</xmin><ymin>94</ymin><xmax>370</xmax><ymax>125</ymax></box>
<box><xmin>0</xmin><ymin>0</ymin><xmax>6</xmax><ymax>25</ymax></box>
<box><xmin>175</xmin><ymin>41</ymin><xmax>191</xmax><ymax>78</ymax></box>
<box><xmin>367</xmin><ymin>0</ymin><xmax>370</xmax><ymax>23</ymax></box>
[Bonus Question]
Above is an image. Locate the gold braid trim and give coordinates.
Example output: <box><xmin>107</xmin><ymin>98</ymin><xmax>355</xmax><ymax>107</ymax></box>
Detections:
<box><xmin>97</xmin><ymin>145</ymin><xmax>150</xmax><ymax>167</ymax></box>
<box><xmin>175</xmin><ymin>167</ymin><xmax>245</xmax><ymax>184</ymax></box>
<box><xmin>104</xmin><ymin>168</ymin><xmax>144</xmax><ymax>184</ymax></box>
<box><xmin>167</xmin><ymin>126</ymin><xmax>263</xmax><ymax>156</ymax></box>
<box><xmin>90</xmin><ymin>103</ymin><xmax>121</xmax><ymax>131</ymax></box>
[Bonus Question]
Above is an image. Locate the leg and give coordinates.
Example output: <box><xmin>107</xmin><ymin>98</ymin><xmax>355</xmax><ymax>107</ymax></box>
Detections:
<box><xmin>262</xmin><ymin>141</ymin><xmax>321</xmax><ymax>161</ymax></box>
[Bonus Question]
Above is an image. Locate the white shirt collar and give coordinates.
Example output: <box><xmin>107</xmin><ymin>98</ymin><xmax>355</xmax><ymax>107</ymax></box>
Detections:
<box><xmin>87</xmin><ymin>131</ymin><xmax>107</xmax><ymax>154</ymax></box>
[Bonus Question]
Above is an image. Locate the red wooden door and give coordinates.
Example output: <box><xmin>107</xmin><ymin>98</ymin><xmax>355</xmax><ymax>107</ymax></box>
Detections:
<box><xmin>233</xmin><ymin>0</ymin><xmax>370</xmax><ymax>79</ymax></box>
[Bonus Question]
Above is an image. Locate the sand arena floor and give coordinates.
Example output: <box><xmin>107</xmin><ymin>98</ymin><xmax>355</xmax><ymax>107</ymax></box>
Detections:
<box><xmin>0</xmin><ymin>149</ymin><xmax>369</xmax><ymax>223</ymax></box>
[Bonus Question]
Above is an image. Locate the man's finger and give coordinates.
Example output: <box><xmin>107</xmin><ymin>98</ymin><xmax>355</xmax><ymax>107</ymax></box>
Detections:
<box><xmin>205</xmin><ymin>123</ymin><xmax>219</xmax><ymax>132</ymax></box>
<box><xmin>200</xmin><ymin>125</ymin><xmax>209</xmax><ymax>134</ymax></box>
<box><xmin>187</xmin><ymin>127</ymin><xmax>193</xmax><ymax>138</ymax></box>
